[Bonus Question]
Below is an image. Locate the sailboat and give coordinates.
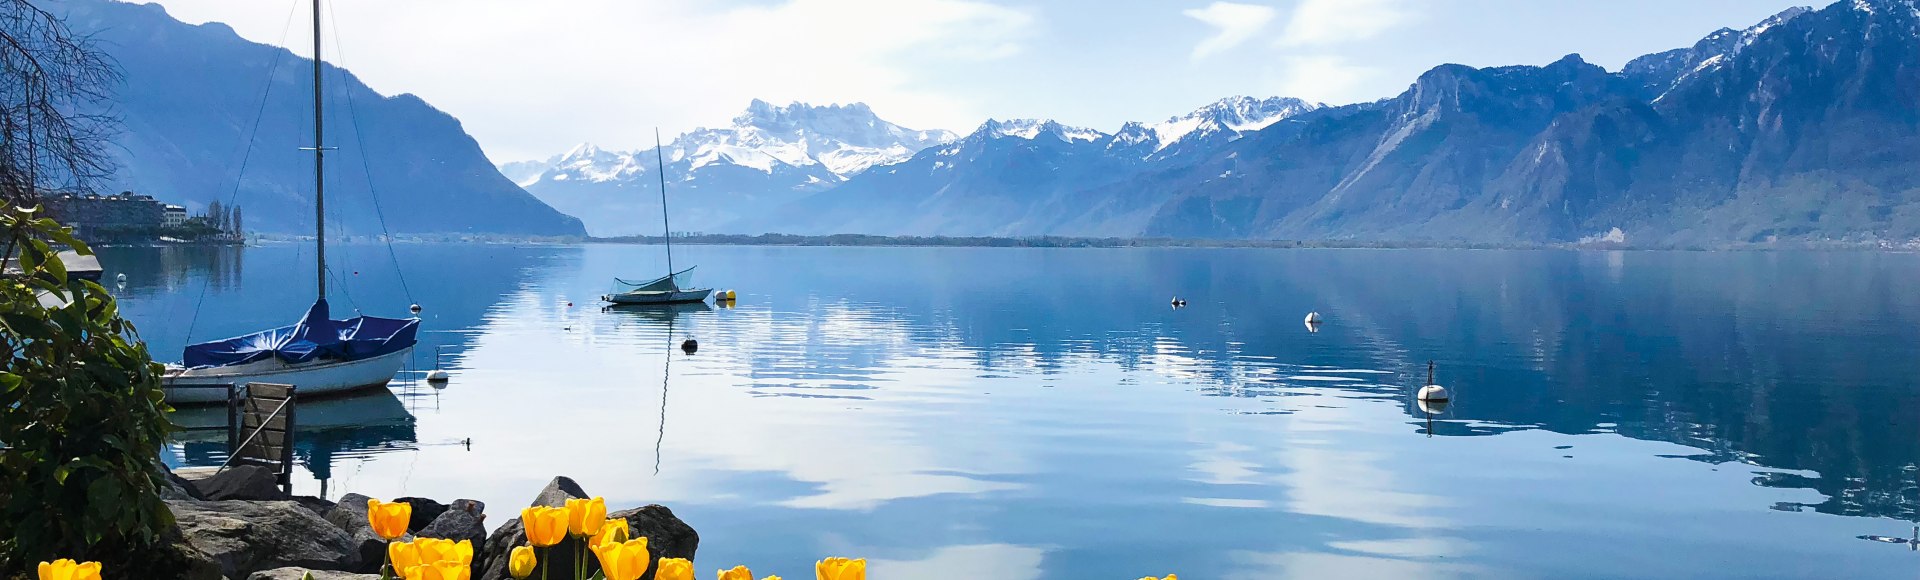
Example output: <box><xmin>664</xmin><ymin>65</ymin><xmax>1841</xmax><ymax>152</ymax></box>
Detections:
<box><xmin>603</xmin><ymin>129</ymin><xmax>713</xmax><ymax>306</ymax></box>
<box><xmin>162</xmin><ymin>0</ymin><xmax>418</xmax><ymax>405</ymax></box>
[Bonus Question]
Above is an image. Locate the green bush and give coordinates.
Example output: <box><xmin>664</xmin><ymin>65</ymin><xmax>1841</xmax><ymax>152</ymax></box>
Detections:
<box><xmin>0</xmin><ymin>206</ymin><xmax>174</xmax><ymax>573</ymax></box>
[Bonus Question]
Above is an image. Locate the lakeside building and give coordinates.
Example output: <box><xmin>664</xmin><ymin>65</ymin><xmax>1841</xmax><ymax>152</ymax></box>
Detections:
<box><xmin>46</xmin><ymin>191</ymin><xmax>166</xmax><ymax>239</ymax></box>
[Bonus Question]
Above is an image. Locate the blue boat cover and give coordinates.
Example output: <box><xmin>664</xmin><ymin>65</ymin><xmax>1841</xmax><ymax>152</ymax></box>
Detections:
<box><xmin>183</xmin><ymin>299</ymin><xmax>419</xmax><ymax>369</ymax></box>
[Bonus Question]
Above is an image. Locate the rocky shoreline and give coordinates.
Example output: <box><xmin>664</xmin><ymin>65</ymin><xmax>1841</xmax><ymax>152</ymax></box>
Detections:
<box><xmin>157</xmin><ymin>465</ymin><xmax>697</xmax><ymax>580</ymax></box>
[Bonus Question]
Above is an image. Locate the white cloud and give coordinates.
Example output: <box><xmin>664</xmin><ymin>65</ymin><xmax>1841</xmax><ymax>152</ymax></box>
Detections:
<box><xmin>144</xmin><ymin>0</ymin><xmax>1035</xmax><ymax>161</ymax></box>
<box><xmin>1183</xmin><ymin>2</ymin><xmax>1279</xmax><ymax>60</ymax></box>
<box><xmin>1277</xmin><ymin>0</ymin><xmax>1416</xmax><ymax>47</ymax></box>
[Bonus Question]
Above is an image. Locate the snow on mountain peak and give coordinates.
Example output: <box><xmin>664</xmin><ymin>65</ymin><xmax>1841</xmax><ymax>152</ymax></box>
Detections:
<box><xmin>1122</xmin><ymin>96</ymin><xmax>1319</xmax><ymax>155</ymax></box>
<box><xmin>976</xmin><ymin>118</ymin><xmax>1106</xmax><ymax>142</ymax></box>
<box><xmin>519</xmin><ymin>100</ymin><xmax>955</xmax><ymax>185</ymax></box>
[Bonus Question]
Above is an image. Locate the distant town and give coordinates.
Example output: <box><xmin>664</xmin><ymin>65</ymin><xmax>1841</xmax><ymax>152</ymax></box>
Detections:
<box><xmin>46</xmin><ymin>191</ymin><xmax>243</xmax><ymax>245</ymax></box>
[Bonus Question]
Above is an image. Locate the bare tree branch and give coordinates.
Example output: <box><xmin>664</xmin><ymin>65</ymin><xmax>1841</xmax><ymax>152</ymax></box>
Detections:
<box><xmin>0</xmin><ymin>0</ymin><xmax>120</xmax><ymax>206</ymax></box>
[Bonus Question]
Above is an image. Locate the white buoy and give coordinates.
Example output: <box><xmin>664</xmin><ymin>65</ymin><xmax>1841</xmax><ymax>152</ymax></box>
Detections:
<box><xmin>426</xmin><ymin>369</ymin><xmax>450</xmax><ymax>382</ymax></box>
<box><xmin>1417</xmin><ymin>398</ymin><xmax>1450</xmax><ymax>415</ymax></box>
<box><xmin>1304</xmin><ymin>311</ymin><xmax>1322</xmax><ymax>324</ymax></box>
<box><xmin>1304</xmin><ymin>320</ymin><xmax>1320</xmax><ymax>333</ymax></box>
<box><xmin>115</xmin><ymin>273</ymin><xmax>127</xmax><ymax>284</ymax></box>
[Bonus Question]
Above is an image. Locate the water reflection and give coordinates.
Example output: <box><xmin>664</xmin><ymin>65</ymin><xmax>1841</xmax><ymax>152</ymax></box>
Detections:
<box><xmin>166</xmin><ymin>388</ymin><xmax>417</xmax><ymax>495</ymax></box>
<box><xmin>114</xmin><ymin>245</ymin><xmax>1920</xmax><ymax>578</ymax></box>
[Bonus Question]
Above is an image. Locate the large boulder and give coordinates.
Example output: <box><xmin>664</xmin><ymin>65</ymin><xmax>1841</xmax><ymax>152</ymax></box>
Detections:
<box><xmin>321</xmin><ymin>493</ymin><xmax>392</xmax><ymax>573</ymax></box>
<box><xmin>418</xmin><ymin>499</ymin><xmax>489</xmax><ymax>579</ymax></box>
<box><xmin>248</xmin><ymin>568</ymin><xmax>380</xmax><ymax>580</ymax></box>
<box><xmin>292</xmin><ymin>495</ymin><xmax>337</xmax><ymax>516</ymax></box>
<box><xmin>397</xmin><ymin>496</ymin><xmax>448</xmax><ymax>533</ymax></box>
<box><xmin>189</xmin><ymin>465</ymin><xmax>289</xmax><ymax>501</ymax></box>
<box><xmin>169</xmin><ymin>499</ymin><xmax>363</xmax><ymax>579</ymax></box>
<box><xmin>477</xmin><ymin>478</ymin><xmax>697</xmax><ymax>580</ymax></box>
<box><xmin>157</xmin><ymin>464</ymin><xmax>203</xmax><ymax>501</ymax></box>
<box><xmin>532</xmin><ymin>476</ymin><xmax>588</xmax><ymax>508</ymax></box>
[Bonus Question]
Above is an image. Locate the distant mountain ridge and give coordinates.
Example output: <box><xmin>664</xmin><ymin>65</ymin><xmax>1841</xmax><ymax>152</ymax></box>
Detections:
<box><xmin>1127</xmin><ymin>0</ymin><xmax>1920</xmax><ymax>245</ymax></box>
<box><xmin>58</xmin><ymin>0</ymin><xmax>585</xmax><ymax>237</ymax></box>
<box><xmin>512</xmin><ymin>100</ymin><xmax>954</xmax><ymax>236</ymax></box>
<box><xmin>729</xmin><ymin>96</ymin><xmax>1321</xmax><ymax>236</ymax></box>
<box><xmin>753</xmin><ymin>0</ymin><xmax>1920</xmax><ymax>246</ymax></box>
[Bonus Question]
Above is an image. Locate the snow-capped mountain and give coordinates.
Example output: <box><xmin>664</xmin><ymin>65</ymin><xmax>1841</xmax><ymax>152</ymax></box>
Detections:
<box><xmin>1622</xmin><ymin>6</ymin><xmax>1812</xmax><ymax>100</ymax></box>
<box><xmin>1110</xmin><ymin>96</ymin><xmax>1320</xmax><ymax>159</ymax></box>
<box><xmin>736</xmin><ymin>97</ymin><xmax>1320</xmax><ymax>236</ymax></box>
<box><xmin>512</xmin><ymin>100</ymin><xmax>954</xmax><ymax>236</ymax></box>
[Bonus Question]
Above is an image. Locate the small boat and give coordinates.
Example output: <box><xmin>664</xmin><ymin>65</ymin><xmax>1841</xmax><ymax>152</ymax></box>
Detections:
<box><xmin>163</xmin><ymin>0</ymin><xmax>417</xmax><ymax>404</ymax></box>
<box><xmin>604</xmin><ymin>129</ymin><xmax>712</xmax><ymax>306</ymax></box>
<box><xmin>604</xmin><ymin>267</ymin><xmax>713</xmax><ymax>305</ymax></box>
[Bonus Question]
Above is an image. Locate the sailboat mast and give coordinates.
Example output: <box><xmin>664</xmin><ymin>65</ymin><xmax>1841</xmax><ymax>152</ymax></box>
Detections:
<box><xmin>311</xmin><ymin>0</ymin><xmax>327</xmax><ymax>300</ymax></box>
<box><xmin>655</xmin><ymin>128</ymin><xmax>673</xmax><ymax>277</ymax></box>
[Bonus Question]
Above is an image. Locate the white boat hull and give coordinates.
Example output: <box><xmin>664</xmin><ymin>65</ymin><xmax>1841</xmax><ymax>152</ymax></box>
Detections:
<box><xmin>604</xmin><ymin>288</ymin><xmax>712</xmax><ymax>305</ymax></box>
<box><xmin>162</xmin><ymin>348</ymin><xmax>412</xmax><ymax>405</ymax></box>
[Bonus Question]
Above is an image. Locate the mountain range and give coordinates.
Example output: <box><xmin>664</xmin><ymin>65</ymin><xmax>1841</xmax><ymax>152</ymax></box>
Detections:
<box><xmin>512</xmin><ymin>101</ymin><xmax>953</xmax><ymax>236</ymax></box>
<box><xmin>1118</xmin><ymin>0</ymin><xmax>1920</xmax><ymax>245</ymax></box>
<box><xmin>511</xmin><ymin>96</ymin><xmax>1317</xmax><ymax>237</ymax></box>
<box><xmin>55</xmin><ymin>0</ymin><xmax>584</xmax><ymax>237</ymax></box>
<box><xmin>64</xmin><ymin>0</ymin><xmax>1920</xmax><ymax>245</ymax></box>
<box><xmin>522</xmin><ymin>0</ymin><xmax>1920</xmax><ymax>246</ymax></box>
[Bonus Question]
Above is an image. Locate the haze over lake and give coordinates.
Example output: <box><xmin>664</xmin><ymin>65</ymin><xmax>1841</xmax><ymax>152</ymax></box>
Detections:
<box><xmin>115</xmin><ymin>244</ymin><xmax>1920</xmax><ymax>579</ymax></box>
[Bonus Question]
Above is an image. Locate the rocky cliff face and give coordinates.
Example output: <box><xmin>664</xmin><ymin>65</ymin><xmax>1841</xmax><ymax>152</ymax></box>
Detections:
<box><xmin>1132</xmin><ymin>0</ymin><xmax>1920</xmax><ymax>245</ymax></box>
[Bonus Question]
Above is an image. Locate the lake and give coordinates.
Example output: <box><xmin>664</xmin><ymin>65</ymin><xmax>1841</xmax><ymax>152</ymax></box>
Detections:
<box><xmin>108</xmin><ymin>243</ymin><xmax>1920</xmax><ymax>579</ymax></box>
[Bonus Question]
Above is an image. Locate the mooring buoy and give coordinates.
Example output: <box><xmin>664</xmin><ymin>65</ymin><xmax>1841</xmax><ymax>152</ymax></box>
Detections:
<box><xmin>681</xmin><ymin>338</ymin><xmax>698</xmax><ymax>354</ymax></box>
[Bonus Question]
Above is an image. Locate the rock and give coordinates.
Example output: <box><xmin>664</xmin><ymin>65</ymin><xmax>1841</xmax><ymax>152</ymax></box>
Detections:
<box><xmin>321</xmin><ymin>493</ymin><xmax>391</xmax><ymax>573</ymax></box>
<box><xmin>419</xmin><ymin>500</ymin><xmax>488</xmax><ymax>579</ymax></box>
<box><xmin>293</xmin><ymin>495</ymin><xmax>337</xmax><ymax>515</ymax></box>
<box><xmin>158</xmin><ymin>464</ymin><xmax>203</xmax><ymax>501</ymax></box>
<box><xmin>189</xmin><ymin>465</ymin><xmax>290</xmax><ymax>501</ymax></box>
<box><xmin>169</xmin><ymin>499</ymin><xmax>363</xmax><ymax>579</ymax></box>
<box><xmin>248</xmin><ymin>568</ymin><xmax>380</xmax><ymax>580</ymax></box>
<box><xmin>449</xmin><ymin>498</ymin><xmax>486</xmax><ymax>517</ymax></box>
<box><xmin>609</xmin><ymin>505</ymin><xmax>700</xmax><ymax>568</ymax></box>
<box><xmin>531</xmin><ymin>476</ymin><xmax>588</xmax><ymax>508</ymax></box>
<box><xmin>146</xmin><ymin>523</ymin><xmax>226</xmax><ymax>580</ymax></box>
<box><xmin>396</xmin><ymin>496</ymin><xmax>448</xmax><ymax>533</ymax></box>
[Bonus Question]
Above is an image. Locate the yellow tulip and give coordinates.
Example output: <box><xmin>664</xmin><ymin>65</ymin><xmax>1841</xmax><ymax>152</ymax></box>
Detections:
<box><xmin>591</xmin><ymin>537</ymin><xmax>651</xmax><ymax>580</ymax></box>
<box><xmin>719</xmin><ymin>566</ymin><xmax>781</xmax><ymax>580</ymax></box>
<box><xmin>414</xmin><ymin>538</ymin><xmax>474</xmax><ymax>566</ymax></box>
<box><xmin>815</xmin><ymin>557</ymin><xmax>864</xmax><ymax>580</ymax></box>
<box><xmin>509</xmin><ymin>545</ymin><xmax>538</xmax><ymax>579</ymax></box>
<box><xmin>368</xmin><ymin>499</ymin><xmax>414</xmax><ymax>541</ymax></box>
<box><xmin>389</xmin><ymin>540</ymin><xmax>423</xmax><ymax>578</ymax></box>
<box><xmin>567</xmin><ymin>497</ymin><xmax>608</xmax><ymax>537</ymax></box>
<box><xmin>655</xmin><ymin>557</ymin><xmax>694</xmax><ymax>580</ymax></box>
<box><xmin>591</xmin><ymin>518</ymin><xmax>630</xmax><ymax>550</ymax></box>
<box><xmin>409</xmin><ymin>560</ymin><xmax>471</xmax><ymax>580</ymax></box>
<box><xmin>521</xmin><ymin>506</ymin><xmax>572</xmax><ymax>548</ymax></box>
<box><xmin>36</xmin><ymin>560</ymin><xmax>102</xmax><ymax>580</ymax></box>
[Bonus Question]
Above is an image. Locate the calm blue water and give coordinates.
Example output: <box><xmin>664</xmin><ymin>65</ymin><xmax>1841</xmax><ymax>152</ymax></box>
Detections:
<box><xmin>109</xmin><ymin>244</ymin><xmax>1920</xmax><ymax>578</ymax></box>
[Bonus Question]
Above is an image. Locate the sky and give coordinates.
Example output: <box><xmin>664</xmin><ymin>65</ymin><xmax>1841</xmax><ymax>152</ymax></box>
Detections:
<box><xmin>140</xmin><ymin>0</ymin><xmax>1814</xmax><ymax>162</ymax></box>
